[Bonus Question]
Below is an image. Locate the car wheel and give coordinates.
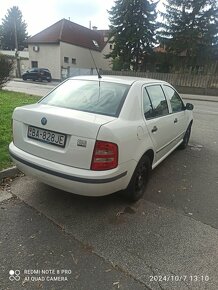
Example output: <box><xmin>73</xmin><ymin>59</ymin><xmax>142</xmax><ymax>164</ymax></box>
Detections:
<box><xmin>125</xmin><ymin>155</ymin><xmax>151</xmax><ymax>202</ymax></box>
<box><xmin>47</xmin><ymin>78</ymin><xmax>51</xmax><ymax>82</ymax></box>
<box><xmin>179</xmin><ymin>123</ymin><xmax>192</xmax><ymax>150</ymax></box>
<box><xmin>22</xmin><ymin>76</ymin><xmax>27</xmax><ymax>81</ymax></box>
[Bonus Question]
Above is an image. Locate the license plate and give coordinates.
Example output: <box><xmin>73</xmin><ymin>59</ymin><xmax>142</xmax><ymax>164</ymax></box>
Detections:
<box><xmin>27</xmin><ymin>126</ymin><xmax>66</xmax><ymax>147</ymax></box>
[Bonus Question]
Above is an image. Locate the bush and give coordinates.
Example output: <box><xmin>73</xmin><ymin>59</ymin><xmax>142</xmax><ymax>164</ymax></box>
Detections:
<box><xmin>0</xmin><ymin>54</ymin><xmax>14</xmax><ymax>88</ymax></box>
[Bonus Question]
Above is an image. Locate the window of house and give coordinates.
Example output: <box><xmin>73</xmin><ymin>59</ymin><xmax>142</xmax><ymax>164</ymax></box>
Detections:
<box><xmin>92</xmin><ymin>40</ymin><xmax>99</xmax><ymax>48</ymax></box>
<box><xmin>72</xmin><ymin>58</ymin><xmax>76</xmax><ymax>64</ymax></box>
<box><xmin>64</xmin><ymin>57</ymin><xmax>69</xmax><ymax>63</ymax></box>
<box><xmin>31</xmin><ymin>61</ymin><xmax>38</xmax><ymax>68</ymax></box>
<box><xmin>110</xmin><ymin>44</ymin><xmax>113</xmax><ymax>50</ymax></box>
<box><xmin>33</xmin><ymin>46</ymin><xmax>39</xmax><ymax>52</ymax></box>
<box><xmin>163</xmin><ymin>85</ymin><xmax>184</xmax><ymax>113</ymax></box>
<box><xmin>146</xmin><ymin>85</ymin><xmax>169</xmax><ymax>118</ymax></box>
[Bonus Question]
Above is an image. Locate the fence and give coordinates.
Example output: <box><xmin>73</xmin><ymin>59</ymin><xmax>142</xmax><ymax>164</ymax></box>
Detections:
<box><xmin>102</xmin><ymin>70</ymin><xmax>218</xmax><ymax>91</ymax></box>
<box><xmin>69</xmin><ymin>68</ymin><xmax>98</xmax><ymax>77</ymax></box>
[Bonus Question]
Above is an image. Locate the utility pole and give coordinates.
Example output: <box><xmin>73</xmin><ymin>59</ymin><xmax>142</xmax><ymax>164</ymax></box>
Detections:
<box><xmin>14</xmin><ymin>17</ymin><xmax>21</xmax><ymax>78</ymax></box>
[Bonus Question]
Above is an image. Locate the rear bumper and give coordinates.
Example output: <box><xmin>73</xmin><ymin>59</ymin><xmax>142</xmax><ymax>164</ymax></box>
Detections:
<box><xmin>9</xmin><ymin>142</ymin><xmax>136</xmax><ymax>196</ymax></box>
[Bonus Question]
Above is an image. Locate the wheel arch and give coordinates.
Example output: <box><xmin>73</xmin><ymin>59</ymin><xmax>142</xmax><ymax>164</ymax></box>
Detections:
<box><xmin>124</xmin><ymin>148</ymin><xmax>154</xmax><ymax>202</ymax></box>
<box><xmin>140</xmin><ymin>149</ymin><xmax>154</xmax><ymax>168</ymax></box>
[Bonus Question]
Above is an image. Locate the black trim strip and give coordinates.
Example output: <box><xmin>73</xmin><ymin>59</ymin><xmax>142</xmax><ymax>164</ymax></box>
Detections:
<box><xmin>9</xmin><ymin>150</ymin><xmax>127</xmax><ymax>184</ymax></box>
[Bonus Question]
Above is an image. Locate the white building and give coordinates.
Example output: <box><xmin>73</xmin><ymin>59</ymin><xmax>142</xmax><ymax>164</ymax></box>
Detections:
<box><xmin>27</xmin><ymin>19</ymin><xmax>112</xmax><ymax>80</ymax></box>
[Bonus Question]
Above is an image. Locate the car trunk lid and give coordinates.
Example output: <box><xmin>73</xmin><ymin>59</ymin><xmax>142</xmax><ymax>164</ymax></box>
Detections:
<box><xmin>13</xmin><ymin>104</ymin><xmax>115</xmax><ymax>169</ymax></box>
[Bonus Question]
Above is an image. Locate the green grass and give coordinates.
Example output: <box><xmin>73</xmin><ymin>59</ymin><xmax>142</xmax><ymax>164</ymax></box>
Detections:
<box><xmin>0</xmin><ymin>90</ymin><xmax>41</xmax><ymax>171</ymax></box>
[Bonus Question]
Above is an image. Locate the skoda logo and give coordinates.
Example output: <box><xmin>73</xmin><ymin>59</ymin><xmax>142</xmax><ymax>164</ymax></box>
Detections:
<box><xmin>41</xmin><ymin>117</ymin><xmax>47</xmax><ymax>125</ymax></box>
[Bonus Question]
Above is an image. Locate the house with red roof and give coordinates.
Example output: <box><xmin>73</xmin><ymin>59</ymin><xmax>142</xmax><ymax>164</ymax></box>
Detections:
<box><xmin>27</xmin><ymin>19</ymin><xmax>112</xmax><ymax>80</ymax></box>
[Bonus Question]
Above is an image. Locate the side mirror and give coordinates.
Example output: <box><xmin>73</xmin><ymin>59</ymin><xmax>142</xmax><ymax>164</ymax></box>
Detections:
<box><xmin>186</xmin><ymin>103</ymin><xmax>194</xmax><ymax>110</ymax></box>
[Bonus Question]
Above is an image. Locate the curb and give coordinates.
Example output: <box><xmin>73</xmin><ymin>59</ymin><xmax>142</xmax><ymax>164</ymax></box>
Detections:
<box><xmin>12</xmin><ymin>78</ymin><xmax>61</xmax><ymax>86</ymax></box>
<box><xmin>0</xmin><ymin>166</ymin><xmax>19</xmax><ymax>183</ymax></box>
<box><xmin>183</xmin><ymin>97</ymin><xmax>218</xmax><ymax>103</ymax></box>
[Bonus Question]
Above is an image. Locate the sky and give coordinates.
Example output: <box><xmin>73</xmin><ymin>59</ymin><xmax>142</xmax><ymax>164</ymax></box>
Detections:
<box><xmin>0</xmin><ymin>0</ymin><xmax>115</xmax><ymax>36</ymax></box>
<box><xmin>0</xmin><ymin>0</ymin><xmax>164</xmax><ymax>36</ymax></box>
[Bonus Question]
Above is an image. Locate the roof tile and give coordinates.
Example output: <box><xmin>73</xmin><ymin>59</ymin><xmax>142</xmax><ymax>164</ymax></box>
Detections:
<box><xmin>27</xmin><ymin>19</ymin><xmax>107</xmax><ymax>51</ymax></box>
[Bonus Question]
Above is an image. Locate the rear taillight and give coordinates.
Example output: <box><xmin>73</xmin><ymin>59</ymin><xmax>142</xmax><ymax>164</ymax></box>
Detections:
<box><xmin>91</xmin><ymin>141</ymin><xmax>118</xmax><ymax>171</ymax></box>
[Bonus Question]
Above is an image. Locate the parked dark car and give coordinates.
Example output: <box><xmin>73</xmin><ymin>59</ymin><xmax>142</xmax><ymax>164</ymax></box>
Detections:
<box><xmin>22</xmin><ymin>68</ymin><xmax>52</xmax><ymax>82</ymax></box>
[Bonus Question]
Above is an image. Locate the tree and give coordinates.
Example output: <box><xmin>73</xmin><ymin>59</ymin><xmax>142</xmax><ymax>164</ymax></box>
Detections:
<box><xmin>159</xmin><ymin>0</ymin><xmax>218</xmax><ymax>68</ymax></box>
<box><xmin>0</xmin><ymin>54</ymin><xmax>14</xmax><ymax>88</ymax></box>
<box><xmin>0</xmin><ymin>25</ymin><xmax>3</xmax><ymax>48</ymax></box>
<box><xmin>106</xmin><ymin>0</ymin><xmax>158</xmax><ymax>71</ymax></box>
<box><xmin>1</xmin><ymin>6</ymin><xmax>28</xmax><ymax>50</ymax></box>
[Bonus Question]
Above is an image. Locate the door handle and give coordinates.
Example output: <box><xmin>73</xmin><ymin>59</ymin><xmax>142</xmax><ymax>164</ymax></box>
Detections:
<box><xmin>174</xmin><ymin>118</ymin><xmax>178</xmax><ymax>123</ymax></box>
<box><xmin>151</xmin><ymin>126</ymin><xmax>158</xmax><ymax>133</ymax></box>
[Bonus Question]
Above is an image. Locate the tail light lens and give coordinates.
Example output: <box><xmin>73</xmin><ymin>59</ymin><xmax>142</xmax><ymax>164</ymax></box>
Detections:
<box><xmin>91</xmin><ymin>141</ymin><xmax>118</xmax><ymax>171</ymax></box>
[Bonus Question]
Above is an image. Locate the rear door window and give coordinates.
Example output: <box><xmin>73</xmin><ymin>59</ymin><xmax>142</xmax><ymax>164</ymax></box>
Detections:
<box><xmin>143</xmin><ymin>89</ymin><xmax>153</xmax><ymax>119</ymax></box>
<box><xmin>30</xmin><ymin>68</ymin><xmax>38</xmax><ymax>73</ymax></box>
<box><xmin>145</xmin><ymin>85</ymin><xmax>169</xmax><ymax>118</ymax></box>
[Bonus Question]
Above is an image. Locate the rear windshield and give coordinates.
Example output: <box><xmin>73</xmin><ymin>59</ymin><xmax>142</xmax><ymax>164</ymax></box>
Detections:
<box><xmin>40</xmin><ymin>79</ymin><xmax>130</xmax><ymax>117</ymax></box>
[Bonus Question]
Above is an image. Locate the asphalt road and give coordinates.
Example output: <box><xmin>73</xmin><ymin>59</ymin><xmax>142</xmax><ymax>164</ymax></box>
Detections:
<box><xmin>4</xmin><ymin>79</ymin><xmax>58</xmax><ymax>96</ymax></box>
<box><xmin>1</xmin><ymin>81</ymin><xmax>218</xmax><ymax>289</ymax></box>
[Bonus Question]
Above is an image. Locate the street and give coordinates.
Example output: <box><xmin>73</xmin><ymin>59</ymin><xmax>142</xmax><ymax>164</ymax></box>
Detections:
<box><xmin>1</xmin><ymin>80</ymin><xmax>218</xmax><ymax>290</ymax></box>
<box><xmin>3</xmin><ymin>79</ymin><xmax>59</xmax><ymax>97</ymax></box>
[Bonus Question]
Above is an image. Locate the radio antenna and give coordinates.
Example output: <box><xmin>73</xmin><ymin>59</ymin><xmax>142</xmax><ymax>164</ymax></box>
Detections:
<box><xmin>89</xmin><ymin>49</ymin><xmax>102</xmax><ymax>79</ymax></box>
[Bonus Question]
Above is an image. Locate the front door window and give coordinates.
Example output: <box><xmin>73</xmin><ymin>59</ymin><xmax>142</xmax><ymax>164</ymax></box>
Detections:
<box><xmin>163</xmin><ymin>85</ymin><xmax>184</xmax><ymax>113</ymax></box>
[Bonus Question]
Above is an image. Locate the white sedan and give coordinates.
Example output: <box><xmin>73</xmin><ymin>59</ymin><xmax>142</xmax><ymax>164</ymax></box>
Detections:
<box><xmin>9</xmin><ymin>76</ymin><xmax>193</xmax><ymax>201</ymax></box>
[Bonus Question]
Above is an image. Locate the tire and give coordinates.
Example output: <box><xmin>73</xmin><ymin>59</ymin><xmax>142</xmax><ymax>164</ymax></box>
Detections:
<box><xmin>125</xmin><ymin>155</ymin><xmax>151</xmax><ymax>202</ymax></box>
<box><xmin>22</xmin><ymin>76</ymin><xmax>27</xmax><ymax>81</ymax></box>
<box><xmin>179</xmin><ymin>123</ymin><xmax>192</xmax><ymax>150</ymax></box>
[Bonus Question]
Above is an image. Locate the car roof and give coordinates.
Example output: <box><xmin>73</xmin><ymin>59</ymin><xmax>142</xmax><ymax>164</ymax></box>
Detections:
<box><xmin>29</xmin><ymin>68</ymin><xmax>49</xmax><ymax>70</ymax></box>
<box><xmin>70</xmin><ymin>75</ymin><xmax>167</xmax><ymax>86</ymax></box>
